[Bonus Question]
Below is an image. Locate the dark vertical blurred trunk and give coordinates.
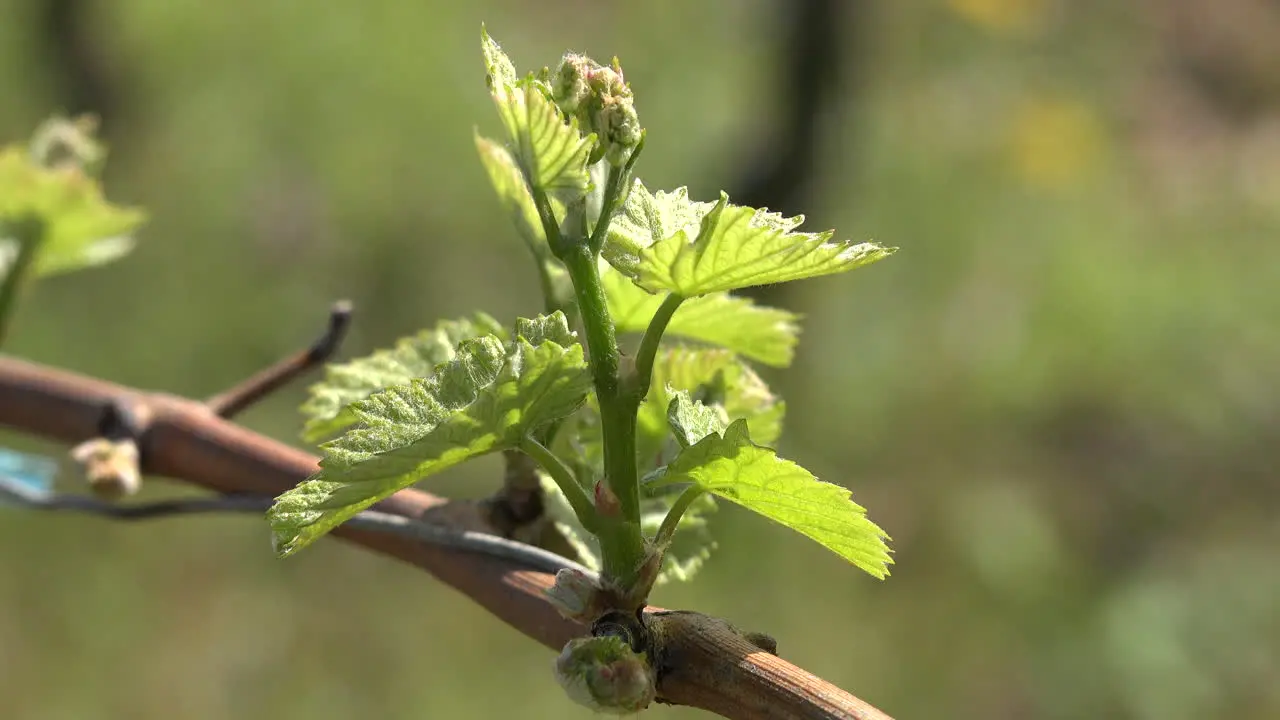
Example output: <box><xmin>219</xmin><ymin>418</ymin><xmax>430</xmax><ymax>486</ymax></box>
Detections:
<box><xmin>37</xmin><ymin>0</ymin><xmax>121</xmax><ymax>139</ymax></box>
<box><xmin>730</xmin><ymin>0</ymin><xmax>873</xmax><ymax>309</ymax></box>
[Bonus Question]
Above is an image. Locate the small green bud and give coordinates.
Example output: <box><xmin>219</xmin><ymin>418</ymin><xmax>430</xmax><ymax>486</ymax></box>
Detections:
<box><xmin>600</xmin><ymin>98</ymin><xmax>642</xmax><ymax>167</ymax></box>
<box><xmin>551</xmin><ymin>54</ymin><xmax>592</xmax><ymax>115</ymax></box>
<box><xmin>554</xmin><ymin>636</ymin><xmax>656</xmax><ymax>714</ymax></box>
<box><xmin>586</xmin><ymin>60</ymin><xmax>628</xmax><ymax>98</ymax></box>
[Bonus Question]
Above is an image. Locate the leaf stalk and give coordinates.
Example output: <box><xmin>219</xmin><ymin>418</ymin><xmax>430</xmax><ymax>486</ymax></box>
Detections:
<box><xmin>0</xmin><ymin>215</ymin><xmax>45</xmax><ymax>348</ymax></box>
<box><xmin>519</xmin><ymin>434</ymin><xmax>597</xmax><ymax>532</ymax></box>
<box><xmin>654</xmin><ymin>484</ymin><xmax>705</xmax><ymax>550</ymax></box>
<box><xmin>630</xmin><ymin>292</ymin><xmax>684</xmax><ymax>401</ymax></box>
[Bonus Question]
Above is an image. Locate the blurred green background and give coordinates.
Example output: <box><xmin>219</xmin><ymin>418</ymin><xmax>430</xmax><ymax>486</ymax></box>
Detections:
<box><xmin>2</xmin><ymin>0</ymin><xmax>1278</xmax><ymax>718</ymax></box>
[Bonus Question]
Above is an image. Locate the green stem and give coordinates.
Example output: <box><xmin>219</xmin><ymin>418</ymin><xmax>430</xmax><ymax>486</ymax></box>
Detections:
<box><xmin>654</xmin><ymin>484</ymin><xmax>706</xmax><ymax>550</ymax></box>
<box><xmin>587</xmin><ymin>133</ymin><xmax>644</xmax><ymax>255</ymax></box>
<box><xmin>630</xmin><ymin>293</ymin><xmax>684</xmax><ymax>400</ymax></box>
<box><xmin>596</xmin><ymin>520</ymin><xmax>649</xmax><ymax>591</ymax></box>
<box><xmin>518</xmin><ymin>435</ymin><xmax>596</xmax><ymax>533</ymax></box>
<box><xmin>0</xmin><ymin>215</ymin><xmax>45</xmax><ymax>348</ymax></box>
<box><xmin>587</xmin><ymin>167</ymin><xmax>625</xmax><ymax>254</ymax></box>
<box><xmin>525</xmin><ymin>147</ymin><xmax>651</xmax><ymax>590</ymax></box>
<box><xmin>530</xmin><ymin>182</ymin><xmax>572</xmax><ymax>258</ymax></box>
<box><xmin>558</xmin><ymin>243</ymin><xmax>648</xmax><ymax>587</ymax></box>
<box><xmin>559</xmin><ymin>246</ymin><xmax>638</xmax><ymax>522</ymax></box>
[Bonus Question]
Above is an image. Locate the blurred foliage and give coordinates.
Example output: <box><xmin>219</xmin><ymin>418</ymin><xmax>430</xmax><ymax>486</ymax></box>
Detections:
<box><xmin>0</xmin><ymin>117</ymin><xmax>144</xmax><ymax>288</ymax></box>
<box><xmin>0</xmin><ymin>1</ymin><xmax>1277</xmax><ymax>719</ymax></box>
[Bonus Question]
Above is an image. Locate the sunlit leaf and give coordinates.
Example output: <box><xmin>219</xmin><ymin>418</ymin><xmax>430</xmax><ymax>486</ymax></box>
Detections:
<box><xmin>649</xmin><ymin>419</ymin><xmax>892</xmax><ymax>578</ymax></box>
<box><xmin>0</xmin><ymin>147</ymin><xmax>144</xmax><ymax>281</ymax></box>
<box><xmin>475</xmin><ymin>133</ymin><xmax>550</xmax><ymax>258</ymax></box>
<box><xmin>640</xmin><ymin>194</ymin><xmax>894</xmax><ymax>295</ymax></box>
<box><xmin>482</xmin><ymin>31</ymin><xmax>593</xmax><ymax>200</ymax></box>
<box><xmin>602</xmin><ymin>261</ymin><xmax>800</xmax><ymax>367</ymax></box>
<box><xmin>514</xmin><ymin>312</ymin><xmax>579</xmax><ymax>347</ymax></box>
<box><xmin>270</xmin><ymin>312</ymin><xmax>592</xmax><ymax>556</ymax></box>
<box><xmin>636</xmin><ymin>346</ymin><xmax>784</xmax><ymax>470</ymax></box>
<box><xmin>603</xmin><ymin>182</ymin><xmax>893</xmax><ymax>296</ymax></box>
<box><xmin>480</xmin><ymin>26</ymin><xmax>518</xmax><ymax>91</ymax></box>
<box><xmin>665</xmin><ymin>389</ymin><xmax>729</xmax><ymax>449</ymax></box>
<box><xmin>300</xmin><ymin>313</ymin><xmax>505</xmax><ymax>442</ymax></box>
<box><xmin>603</xmin><ymin>182</ymin><xmax>713</xmax><ymax>278</ymax></box>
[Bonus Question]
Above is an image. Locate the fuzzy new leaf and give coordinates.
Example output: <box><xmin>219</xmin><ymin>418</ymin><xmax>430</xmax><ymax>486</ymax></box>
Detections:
<box><xmin>482</xmin><ymin>31</ymin><xmax>593</xmax><ymax>200</ymax></box>
<box><xmin>636</xmin><ymin>347</ymin><xmax>784</xmax><ymax>468</ymax></box>
<box><xmin>475</xmin><ymin>133</ymin><xmax>549</xmax><ymax>259</ymax></box>
<box><xmin>649</xmin><ymin>419</ymin><xmax>892</xmax><ymax>578</ymax></box>
<box><xmin>476</xmin><ymin>131</ymin><xmax>575</xmax><ymax>306</ymax></box>
<box><xmin>514</xmin><ymin>312</ymin><xmax>579</xmax><ymax>346</ymax></box>
<box><xmin>0</xmin><ymin>147</ymin><xmax>143</xmax><ymax>280</ymax></box>
<box><xmin>603</xmin><ymin>182</ymin><xmax>713</xmax><ymax>277</ymax></box>
<box><xmin>270</xmin><ymin>313</ymin><xmax>592</xmax><ymax>556</ymax></box>
<box><xmin>666</xmin><ymin>390</ymin><xmax>729</xmax><ymax>449</ymax></box>
<box><xmin>300</xmin><ymin>314</ymin><xmax>504</xmax><ymax>442</ymax></box>
<box><xmin>606</xmin><ymin>184</ymin><xmax>894</xmax><ymax>296</ymax></box>
<box><xmin>602</xmin><ymin>262</ymin><xmax>800</xmax><ymax>367</ymax></box>
<box><xmin>480</xmin><ymin>26</ymin><xmax>518</xmax><ymax>91</ymax></box>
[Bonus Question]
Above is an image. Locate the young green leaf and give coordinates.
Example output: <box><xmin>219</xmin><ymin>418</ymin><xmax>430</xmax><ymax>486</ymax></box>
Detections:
<box><xmin>475</xmin><ymin>131</ymin><xmax>576</xmax><ymax>311</ymax></box>
<box><xmin>645</xmin><ymin>195</ymin><xmax>894</xmax><ymax>295</ymax></box>
<box><xmin>602</xmin><ymin>262</ymin><xmax>800</xmax><ymax>367</ymax></box>
<box><xmin>300</xmin><ymin>313</ymin><xmax>505</xmax><ymax>442</ymax></box>
<box><xmin>648</xmin><ymin>419</ymin><xmax>892</xmax><ymax>578</ymax></box>
<box><xmin>636</xmin><ymin>347</ymin><xmax>785</xmax><ymax>469</ymax></box>
<box><xmin>480</xmin><ymin>26</ymin><xmax>518</xmax><ymax>91</ymax></box>
<box><xmin>269</xmin><ymin>312</ymin><xmax>592</xmax><ymax>556</ymax></box>
<box><xmin>0</xmin><ymin>147</ymin><xmax>144</xmax><ymax>280</ymax></box>
<box><xmin>482</xmin><ymin>31</ymin><xmax>594</xmax><ymax>200</ymax></box>
<box><xmin>515</xmin><ymin>311</ymin><xmax>580</xmax><ymax>346</ymax></box>
<box><xmin>665</xmin><ymin>389</ymin><xmax>729</xmax><ymax>449</ymax></box>
<box><xmin>475</xmin><ymin>132</ymin><xmax>550</xmax><ymax>259</ymax></box>
<box><xmin>603</xmin><ymin>182</ymin><xmax>713</xmax><ymax>278</ymax></box>
<box><xmin>603</xmin><ymin>182</ymin><xmax>894</xmax><ymax>296</ymax></box>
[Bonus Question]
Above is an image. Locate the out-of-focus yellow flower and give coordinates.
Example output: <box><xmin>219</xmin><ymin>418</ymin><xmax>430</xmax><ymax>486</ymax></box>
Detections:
<box><xmin>946</xmin><ymin>0</ymin><xmax>1047</xmax><ymax>36</ymax></box>
<box><xmin>1007</xmin><ymin>97</ymin><xmax>1105</xmax><ymax>189</ymax></box>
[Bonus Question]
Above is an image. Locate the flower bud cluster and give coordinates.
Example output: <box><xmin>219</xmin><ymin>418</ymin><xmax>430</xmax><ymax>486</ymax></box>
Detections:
<box><xmin>551</xmin><ymin>54</ymin><xmax>641</xmax><ymax>167</ymax></box>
